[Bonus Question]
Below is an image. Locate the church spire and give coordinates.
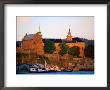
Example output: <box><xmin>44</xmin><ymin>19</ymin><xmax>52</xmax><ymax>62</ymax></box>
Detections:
<box><xmin>69</xmin><ymin>25</ymin><xmax>70</xmax><ymax>31</ymax></box>
<box><xmin>25</xmin><ymin>33</ymin><xmax>27</xmax><ymax>36</ymax></box>
<box><xmin>66</xmin><ymin>25</ymin><xmax>73</xmax><ymax>41</ymax></box>
<box><xmin>37</xmin><ymin>24</ymin><xmax>41</xmax><ymax>34</ymax></box>
<box><xmin>39</xmin><ymin>24</ymin><xmax>41</xmax><ymax>32</ymax></box>
<box><xmin>68</xmin><ymin>25</ymin><xmax>71</xmax><ymax>34</ymax></box>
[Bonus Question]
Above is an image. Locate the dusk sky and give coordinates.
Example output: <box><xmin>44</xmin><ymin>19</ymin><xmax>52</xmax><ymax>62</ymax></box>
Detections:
<box><xmin>17</xmin><ymin>16</ymin><xmax>94</xmax><ymax>41</ymax></box>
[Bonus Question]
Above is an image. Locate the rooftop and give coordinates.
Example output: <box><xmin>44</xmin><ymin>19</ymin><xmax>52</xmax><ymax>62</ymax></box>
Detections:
<box><xmin>22</xmin><ymin>33</ymin><xmax>84</xmax><ymax>43</ymax></box>
<box><xmin>23</xmin><ymin>34</ymin><xmax>35</xmax><ymax>40</ymax></box>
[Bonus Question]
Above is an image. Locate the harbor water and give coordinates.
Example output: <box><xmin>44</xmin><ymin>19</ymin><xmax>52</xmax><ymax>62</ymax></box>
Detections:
<box><xmin>17</xmin><ymin>71</ymin><xmax>94</xmax><ymax>74</ymax></box>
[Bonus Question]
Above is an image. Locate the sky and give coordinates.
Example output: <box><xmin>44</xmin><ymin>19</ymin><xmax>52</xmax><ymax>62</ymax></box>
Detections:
<box><xmin>17</xmin><ymin>16</ymin><xmax>94</xmax><ymax>41</ymax></box>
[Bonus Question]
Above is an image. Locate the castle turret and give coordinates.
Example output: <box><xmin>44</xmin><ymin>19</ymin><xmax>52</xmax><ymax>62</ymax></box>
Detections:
<box><xmin>66</xmin><ymin>26</ymin><xmax>73</xmax><ymax>41</ymax></box>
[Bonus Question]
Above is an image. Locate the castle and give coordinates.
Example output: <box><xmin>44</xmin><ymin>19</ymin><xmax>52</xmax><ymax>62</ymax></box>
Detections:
<box><xmin>17</xmin><ymin>26</ymin><xmax>85</xmax><ymax>58</ymax></box>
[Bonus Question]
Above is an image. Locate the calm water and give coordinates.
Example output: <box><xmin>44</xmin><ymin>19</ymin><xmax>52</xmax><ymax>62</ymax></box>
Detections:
<box><xmin>17</xmin><ymin>71</ymin><xmax>94</xmax><ymax>74</ymax></box>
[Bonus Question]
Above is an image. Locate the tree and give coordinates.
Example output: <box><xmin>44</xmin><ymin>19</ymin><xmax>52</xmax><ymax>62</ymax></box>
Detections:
<box><xmin>16</xmin><ymin>52</ymin><xmax>31</xmax><ymax>64</ymax></box>
<box><xmin>58</xmin><ymin>42</ymin><xmax>68</xmax><ymax>56</ymax></box>
<box><xmin>68</xmin><ymin>46</ymin><xmax>80</xmax><ymax>57</ymax></box>
<box><xmin>84</xmin><ymin>45</ymin><xmax>94</xmax><ymax>58</ymax></box>
<box><xmin>16</xmin><ymin>52</ymin><xmax>22</xmax><ymax>63</ymax></box>
<box><xmin>44</xmin><ymin>40</ymin><xmax>55</xmax><ymax>54</ymax></box>
<box><xmin>38</xmin><ymin>55</ymin><xmax>49</xmax><ymax>65</ymax></box>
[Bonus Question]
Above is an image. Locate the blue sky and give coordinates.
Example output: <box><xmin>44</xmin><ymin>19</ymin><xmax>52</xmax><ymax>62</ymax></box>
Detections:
<box><xmin>17</xmin><ymin>16</ymin><xmax>94</xmax><ymax>41</ymax></box>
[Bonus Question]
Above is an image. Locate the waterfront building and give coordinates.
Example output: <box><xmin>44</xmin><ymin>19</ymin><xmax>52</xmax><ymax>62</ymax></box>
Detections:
<box><xmin>17</xmin><ymin>26</ymin><xmax>85</xmax><ymax>58</ymax></box>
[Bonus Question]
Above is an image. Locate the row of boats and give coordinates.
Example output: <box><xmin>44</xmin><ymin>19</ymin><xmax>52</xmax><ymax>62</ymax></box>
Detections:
<box><xmin>29</xmin><ymin>64</ymin><xmax>74</xmax><ymax>73</ymax></box>
<box><xmin>16</xmin><ymin>62</ymin><xmax>94</xmax><ymax>74</ymax></box>
<box><xmin>16</xmin><ymin>63</ymin><xmax>77</xmax><ymax>73</ymax></box>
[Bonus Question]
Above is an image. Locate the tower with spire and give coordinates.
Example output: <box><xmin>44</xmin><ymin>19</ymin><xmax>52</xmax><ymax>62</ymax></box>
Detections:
<box><xmin>34</xmin><ymin>25</ymin><xmax>44</xmax><ymax>55</ymax></box>
<box><xmin>37</xmin><ymin>24</ymin><xmax>41</xmax><ymax>34</ymax></box>
<box><xmin>66</xmin><ymin>25</ymin><xmax>73</xmax><ymax>41</ymax></box>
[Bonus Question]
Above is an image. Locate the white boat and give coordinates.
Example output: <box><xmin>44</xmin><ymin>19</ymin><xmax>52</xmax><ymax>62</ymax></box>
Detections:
<box><xmin>29</xmin><ymin>68</ymin><xmax>37</xmax><ymax>72</ymax></box>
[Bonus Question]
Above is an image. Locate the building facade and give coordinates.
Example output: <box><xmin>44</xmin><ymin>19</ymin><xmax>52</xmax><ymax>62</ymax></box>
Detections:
<box><xmin>17</xmin><ymin>26</ymin><xmax>85</xmax><ymax>57</ymax></box>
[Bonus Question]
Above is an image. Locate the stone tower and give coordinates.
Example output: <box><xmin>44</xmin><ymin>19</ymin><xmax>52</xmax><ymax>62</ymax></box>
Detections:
<box><xmin>34</xmin><ymin>25</ymin><xmax>44</xmax><ymax>55</ymax></box>
<box><xmin>66</xmin><ymin>26</ymin><xmax>73</xmax><ymax>41</ymax></box>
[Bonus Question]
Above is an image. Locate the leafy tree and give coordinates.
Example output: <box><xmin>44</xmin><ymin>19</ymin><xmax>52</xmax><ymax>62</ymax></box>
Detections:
<box><xmin>16</xmin><ymin>52</ymin><xmax>22</xmax><ymax>58</ymax></box>
<box><xmin>16</xmin><ymin>52</ymin><xmax>30</xmax><ymax>64</ymax></box>
<box><xmin>58</xmin><ymin>42</ymin><xmax>68</xmax><ymax>56</ymax></box>
<box><xmin>44</xmin><ymin>40</ymin><xmax>55</xmax><ymax>54</ymax></box>
<box><xmin>38</xmin><ymin>55</ymin><xmax>49</xmax><ymax>65</ymax></box>
<box><xmin>84</xmin><ymin>45</ymin><xmax>94</xmax><ymax>58</ymax></box>
<box><xmin>68</xmin><ymin>46</ymin><xmax>80</xmax><ymax>57</ymax></box>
